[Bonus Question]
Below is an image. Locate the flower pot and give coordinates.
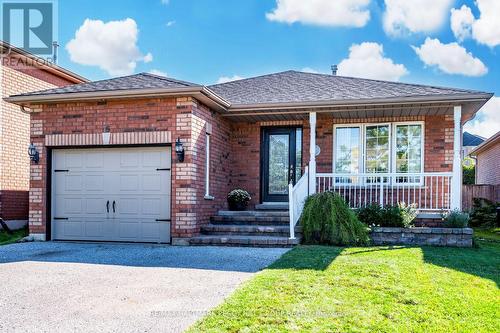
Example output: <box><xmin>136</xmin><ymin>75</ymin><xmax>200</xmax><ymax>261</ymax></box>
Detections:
<box><xmin>228</xmin><ymin>201</ymin><xmax>248</xmax><ymax>211</ymax></box>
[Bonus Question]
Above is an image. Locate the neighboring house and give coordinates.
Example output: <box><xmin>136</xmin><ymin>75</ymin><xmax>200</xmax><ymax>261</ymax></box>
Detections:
<box><xmin>470</xmin><ymin>131</ymin><xmax>500</xmax><ymax>187</ymax></box>
<box><xmin>462</xmin><ymin>131</ymin><xmax>485</xmax><ymax>166</ymax></box>
<box><xmin>0</xmin><ymin>42</ymin><xmax>86</xmax><ymax>229</ymax></box>
<box><xmin>5</xmin><ymin>71</ymin><xmax>492</xmax><ymax>244</ymax></box>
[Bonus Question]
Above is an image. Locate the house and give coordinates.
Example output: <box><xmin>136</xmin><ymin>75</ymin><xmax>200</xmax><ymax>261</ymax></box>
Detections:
<box><xmin>5</xmin><ymin>71</ymin><xmax>492</xmax><ymax>245</ymax></box>
<box><xmin>462</xmin><ymin>131</ymin><xmax>485</xmax><ymax>166</ymax></box>
<box><xmin>0</xmin><ymin>41</ymin><xmax>86</xmax><ymax>230</ymax></box>
<box><xmin>469</xmin><ymin>131</ymin><xmax>500</xmax><ymax>191</ymax></box>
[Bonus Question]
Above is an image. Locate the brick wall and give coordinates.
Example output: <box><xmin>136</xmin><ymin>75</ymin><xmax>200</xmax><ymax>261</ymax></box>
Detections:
<box><xmin>28</xmin><ymin>96</ymin><xmax>231</xmax><ymax>239</ymax></box>
<box><xmin>229</xmin><ymin>114</ymin><xmax>455</xmax><ymax>208</ymax></box>
<box><xmin>0</xmin><ymin>58</ymin><xmax>76</xmax><ymax>221</ymax></box>
<box><xmin>476</xmin><ymin>143</ymin><xmax>500</xmax><ymax>185</ymax></box>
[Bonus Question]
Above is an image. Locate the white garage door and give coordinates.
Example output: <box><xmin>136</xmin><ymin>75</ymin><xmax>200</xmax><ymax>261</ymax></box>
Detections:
<box><xmin>51</xmin><ymin>147</ymin><xmax>171</xmax><ymax>243</ymax></box>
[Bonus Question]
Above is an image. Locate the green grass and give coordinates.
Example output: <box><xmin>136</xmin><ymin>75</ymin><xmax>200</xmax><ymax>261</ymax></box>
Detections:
<box><xmin>474</xmin><ymin>227</ymin><xmax>500</xmax><ymax>242</ymax></box>
<box><xmin>188</xmin><ymin>242</ymin><xmax>500</xmax><ymax>332</ymax></box>
<box><xmin>0</xmin><ymin>227</ymin><xmax>28</xmax><ymax>245</ymax></box>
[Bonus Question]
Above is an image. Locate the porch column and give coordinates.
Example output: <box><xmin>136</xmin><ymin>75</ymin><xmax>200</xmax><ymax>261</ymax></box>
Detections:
<box><xmin>309</xmin><ymin>112</ymin><xmax>317</xmax><ymax>194</ymax></box>
<box><xmin>451</xmin><ymin>105</ymin><xmax>462</xmax><ymax>210</ymax></box>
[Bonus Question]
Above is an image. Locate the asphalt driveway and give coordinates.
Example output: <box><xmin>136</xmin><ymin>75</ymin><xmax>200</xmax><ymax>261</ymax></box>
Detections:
<box><xmin>0</xmin><ymin>242</ymin><xmax>288</xmax><ymax>333</ymax></box>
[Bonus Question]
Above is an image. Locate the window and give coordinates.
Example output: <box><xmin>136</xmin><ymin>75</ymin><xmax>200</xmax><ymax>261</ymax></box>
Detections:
<box><xmin>333</xmin><ymin>122</ymin><xmax>424</xmax><ymax>182</ymax></box>
<box><xmin>334</xmin><ymin>126</ymin><xmax>361</xmax><ymax>174</ymax></box>
<box><xmin>204</xmin><ymin>124</ymin><xmax>214</xmax><ymax>200</ymax></box>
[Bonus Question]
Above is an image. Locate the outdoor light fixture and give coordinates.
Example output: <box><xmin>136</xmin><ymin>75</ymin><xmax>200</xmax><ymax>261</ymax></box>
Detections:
<box><xmin>175</xmin><ymin>137</ymin><xmax>185</xmax><ymax>162</ymax></box>
<box><xmin>28</xmin><ymin>143</ymin><xmax>39</xmax><ymax>163</ymax></box>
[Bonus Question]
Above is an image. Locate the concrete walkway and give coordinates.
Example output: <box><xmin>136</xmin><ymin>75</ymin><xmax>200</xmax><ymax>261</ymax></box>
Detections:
<box><xmin>0</xmin><ymin>242</ymin><xmax>288</xmax><ymax>333</ymax></box>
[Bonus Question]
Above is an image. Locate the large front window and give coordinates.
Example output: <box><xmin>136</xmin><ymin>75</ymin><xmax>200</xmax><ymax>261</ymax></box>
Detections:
<box><xmin>334</xmin><ymin>122</ymin><xmax>423</xmax><ymax>182</ymax></box>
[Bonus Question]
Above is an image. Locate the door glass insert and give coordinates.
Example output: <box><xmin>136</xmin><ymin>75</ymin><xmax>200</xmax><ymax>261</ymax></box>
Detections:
<box><xmin>268</xmin><ymin>134</ymin><xmax>290</xmax><ymax>195</ymax></box>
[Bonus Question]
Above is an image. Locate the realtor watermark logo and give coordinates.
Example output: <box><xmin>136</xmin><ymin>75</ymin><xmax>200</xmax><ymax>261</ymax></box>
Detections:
<box><xmin>1</xmin><ymin>0</ymin><xmax>57</xmax><ymax>55</ymax></box>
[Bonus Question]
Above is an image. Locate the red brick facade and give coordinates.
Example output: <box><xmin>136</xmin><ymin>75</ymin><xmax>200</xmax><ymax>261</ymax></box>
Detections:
<box><xmin>475</xmin><ymin>140</ymin><xmax>500</xmax><ymax>186</ymax></box>
<box><xmin>28</xmin><ymin>97</ymin><xmax>231</xmax><ymax>239</ymax></box>
<box><xmin>26</xmin><ymin>91</ymin><xmax>459</xmax><ymax>240</ymax></box>
<box><xmin>0</xmin><ymin>55</ymin><xmax>79</xmax><ymax>221</ymax></box>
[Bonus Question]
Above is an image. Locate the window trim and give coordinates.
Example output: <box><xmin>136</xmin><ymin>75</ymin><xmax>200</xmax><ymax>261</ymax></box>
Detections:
<box><xmin>332</xmin><ymin>123</ymin><xmax>363</xmax><ymax>175</ymax></box>
<box><xmin>332</xmin><ymin>121</ymin><xmax>425</xmax><ymax>181</ymax></box>
<box><xmin>204</xmin><ymin>131</ymin><xmax>214</xmax><ymax>200</ymax></box>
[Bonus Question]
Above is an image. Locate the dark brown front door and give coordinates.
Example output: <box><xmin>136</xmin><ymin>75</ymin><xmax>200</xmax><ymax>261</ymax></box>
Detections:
<box><xmin>261</xmin><ymin>127</ymin><xmax>302</xmax><ymax>202</ymax></box>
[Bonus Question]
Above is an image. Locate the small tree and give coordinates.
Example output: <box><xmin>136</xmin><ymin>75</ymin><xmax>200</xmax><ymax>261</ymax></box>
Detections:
<box><xmin>463</xmin><ymin>158</ymin><xmax>475</xmax><ymax>185</ymax></box>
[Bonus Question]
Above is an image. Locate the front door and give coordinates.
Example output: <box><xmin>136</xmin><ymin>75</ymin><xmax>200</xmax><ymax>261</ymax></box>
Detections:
<box><xmin>261</xmin><ymin>127</ymin><xmax>302</xmax><ymax>202</ymax></box>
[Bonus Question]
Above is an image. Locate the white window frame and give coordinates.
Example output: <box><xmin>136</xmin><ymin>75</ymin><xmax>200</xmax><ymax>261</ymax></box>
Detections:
<box><xmin>332</xmin><ymin>121</ymin><xmax>425</xmax><ymax>185</ymax></box>
<box><xmin>204</xmin><ymin>130</ymin><xmax>214</xmax><ymax>200</ymax></box>
<box><xmin>332</xmin><ymin>123</ymin><xmax>364</xmax><ymax>175</ymax></box>
<box><xmin>391</xmin><ymin>121</ymin><xmax>425</xmax><ymax>186</ymax></box>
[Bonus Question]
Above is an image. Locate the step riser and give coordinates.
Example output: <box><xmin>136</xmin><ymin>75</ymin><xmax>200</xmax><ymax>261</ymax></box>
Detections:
<box><xmin>202</xmin><ymin>231</ymin><xmax>293</xmax><ymax>237</ymax></box>
<box><xmin>210</xmin><ymin>220</ymin><xmax>289</xmax><ymax>226</ymax></box>
<box><xmin>201</xmin><ymin>225</ymin><xmax>301</xmax><ymax>237</ymax></box>
<box><xmin>217</xmin><ymin>211</ymin><xmax>289</xmax><ymax>217</ymax></box>
<box><xmin>189</xmin><ymin>239</ymin><xmax>299</xmax><ymax>247</ymax></box>
<box><xmin>211</xmin><ymin>216</ymin><xmax>290</xmax><ymax>223</ymax></box>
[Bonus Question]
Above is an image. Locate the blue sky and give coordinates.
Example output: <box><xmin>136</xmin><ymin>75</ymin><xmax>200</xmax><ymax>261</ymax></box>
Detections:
<box><xmin>34</xmin><ymin>1</ymin><xmax>500</xmax><ymax>137</ymax></box>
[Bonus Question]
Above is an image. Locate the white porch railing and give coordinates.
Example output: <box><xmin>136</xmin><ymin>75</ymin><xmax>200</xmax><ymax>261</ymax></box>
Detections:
<box><xmin>316</xmin><ymin>172</ymin><xmax>453</xmax><ymax>212</ymax></box>
<box><xmin>288</xmin><ymin>166</ymin><xmax>309</xmax><ymax>239</ymax></box>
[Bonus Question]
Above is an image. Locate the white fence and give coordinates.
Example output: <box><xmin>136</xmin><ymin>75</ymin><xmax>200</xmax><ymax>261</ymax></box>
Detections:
<box><xmin>288</xmin><ymin>166</ymin><xmax>309</xmax><ymax>239</ymax></box>
<box><xmin>316</xmin><ymin>172</ymin><xmax>453</xmax><ymax>212</ymax></box>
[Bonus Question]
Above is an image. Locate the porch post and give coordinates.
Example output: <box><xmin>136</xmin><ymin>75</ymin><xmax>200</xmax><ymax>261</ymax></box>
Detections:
<box><xmin>309</xmin><ymin>112</ymin><xmax>317</xmax><ymax>195</ymax></box>
<box><xmin>451</xmin><ymin>105</ymin><xmax>462</xmax><ymax>210</ymax></box>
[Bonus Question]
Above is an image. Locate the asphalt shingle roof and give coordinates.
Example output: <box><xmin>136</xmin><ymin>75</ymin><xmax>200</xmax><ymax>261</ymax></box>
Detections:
<box><xmin>14</xmin><ymin>73</ymin><xmax>199</xmax><ymax>97</ymax></box>
<box><xmin>12</xmin><ymin>70</ymin><xmax>490</xmax><ymax>108</ymax></box>
<box><xmin>208</xmin><ymin>70</ymin><xmax>485</xmax><ymax>105</ymax></box>
<box><xmin>463</xmin><ymin>132</ymin><xmax>485</xmax><ymax>146</ymax></box>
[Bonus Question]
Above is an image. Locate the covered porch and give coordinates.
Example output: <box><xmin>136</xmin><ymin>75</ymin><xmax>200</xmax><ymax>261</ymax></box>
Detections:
<box><xmin>224</xmin><ymin>100</ymin><xmax>482</xmax><ymax>239</ymax></box>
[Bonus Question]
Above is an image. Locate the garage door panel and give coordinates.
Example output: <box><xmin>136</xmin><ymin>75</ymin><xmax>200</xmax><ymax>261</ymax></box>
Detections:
<box><xmin>84</xmin><ymin>175</ymin><xmax>105</xmax><ymax>191</ymax></box>
<box><xmin>52</xmin><ymin>147</ymin><xmax>171</xmax><ymax>243</ymax></box>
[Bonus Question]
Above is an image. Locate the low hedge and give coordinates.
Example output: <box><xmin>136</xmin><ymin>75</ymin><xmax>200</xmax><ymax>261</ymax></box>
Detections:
<box><xmin>301</xmin><ymin>192</ymin><xmax>369</xmax><ymax>246</ymax></box>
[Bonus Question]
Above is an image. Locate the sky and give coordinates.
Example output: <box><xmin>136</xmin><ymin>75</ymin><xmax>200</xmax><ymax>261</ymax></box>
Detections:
<box><xmin>23</xmin><ymin>0</ymin><xmax>500</xmax><ymax>137</ymax></box>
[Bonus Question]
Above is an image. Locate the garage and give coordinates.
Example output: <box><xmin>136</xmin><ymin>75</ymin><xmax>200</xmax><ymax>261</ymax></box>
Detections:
<box><xmin>51</xmin><ymin>147</ymin><xmax>171</xmax><ymax>243</ymax></box>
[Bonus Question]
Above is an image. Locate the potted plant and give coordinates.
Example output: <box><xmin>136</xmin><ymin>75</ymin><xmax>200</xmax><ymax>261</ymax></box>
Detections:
<box><xmin>227</xmin><ymin>189</ymin><xmax>251</xmax><ymax>211</ymax></box>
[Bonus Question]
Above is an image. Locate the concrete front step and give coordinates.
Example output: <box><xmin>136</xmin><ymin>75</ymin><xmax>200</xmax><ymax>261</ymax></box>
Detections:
<box><xmin>201</xmin><ymin>224</ymin><xmax>302</xmax><ymax>237</ymax></box>
<box><xmin>217</xmin><ymin>210</ymin><xmax>289</xmax><ymax>217</ymax></box>
<box><xmin>189</xmin><ymin>235</ymin><xmax>300</xmax><ymax>247</ymax></box>
<box><xmin>255</xmin><ymin>203</ymin><xmax>289</xmax><ymax>211</ymax></box>
<box><xmin>210</xmin><ymin>215</ymin><xmax>289</xmax><ymax>225</ymax></box>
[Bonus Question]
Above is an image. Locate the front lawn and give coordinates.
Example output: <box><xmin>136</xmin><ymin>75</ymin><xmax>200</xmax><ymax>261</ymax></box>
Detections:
<box><xmin>189</xmin><ymin>241</ymin><xmax>500</xmax><ymax>332</ymax></box>
<box><xmin>0</xmin><ymin>227</ymin><xmax>28</xmax><ymax>245</ymax></box>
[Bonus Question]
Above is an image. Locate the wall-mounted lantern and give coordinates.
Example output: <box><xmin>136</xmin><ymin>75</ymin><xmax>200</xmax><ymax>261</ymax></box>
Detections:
<box><xmin>28</xmin><ymin>143</ymin><xmax>39</xmax><ymax>163</ymax></box>
<box><xmin>175</xmin><ymin>137</ymin><xmax>185</xmax><ymax>162</ymax></box>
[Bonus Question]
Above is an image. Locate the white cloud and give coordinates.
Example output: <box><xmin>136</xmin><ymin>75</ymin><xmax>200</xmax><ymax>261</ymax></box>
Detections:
<box><xmin>337</xmin><ymin>42</ymin><xmax>408</xmax><ymax>81</ymax></box>
<box><xmin>383</xmin><ymin>0</ymin><xmax>453</xmax><ymax>36</ymax></box>
<box><xmin>412</xmin><ymin>38</ymin><xmax>488</xmax><ymax>76</ymax></box>
<box><xmin>66</xmin><ymin>18</ymin><xmax>152</xmax><ymax>76</ymax></box>
<box><xmin>166</xmin><ymin>20</ymin><xmax>176</xmax><ymax>27</ymax></box>
<box><xmin>464</xmin><ymin>96</ymin><xmax>500</xmax><ymax>138</ymax></box>
<box><xmin>217</xmin><ymin>75</ymin><xmax>244</xmax><ymax>84</ymax></box>
<box><xmin>148</xmin><ymin>69</ymin><xmax>168</xmax><ymax>77</ymax></box>
<box><xmin>450</xmin><ymin>5</ymin><xmax>474</xmax><ymax>42</ymax></box>
<box><xmin>266</xmin><ymin>0</ymin><xmax>370</xmax><ymax>27</ymax></box>
<box><xmin>450</xmin><ymin>0</ymin><xmax>500</xmax><ymax>47</ymax></box>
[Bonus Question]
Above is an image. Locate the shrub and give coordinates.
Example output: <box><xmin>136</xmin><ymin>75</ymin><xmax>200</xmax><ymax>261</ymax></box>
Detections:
<box><xmin>301</xmin><ymin>192</ymin><xmax>369</xmax><ymax>246</ymax></box>
<box><xmin>356</xmin><ymin>203</ymin><xmax>417</xmax><ymax>228</ymax></box>
<box><xmin>470</xmin><ymin>197</ymin><xmax>498</xmax><ymax>228</ymax></box>
<box><xmin>442</xmin><ymin>210</ymin><xmax>470</xmax><ymax>228</ymax></box>
<box><xmin>227</xmin><ymin>189</ymin><xmax>251</xmax><ymax>211</ymax></box>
